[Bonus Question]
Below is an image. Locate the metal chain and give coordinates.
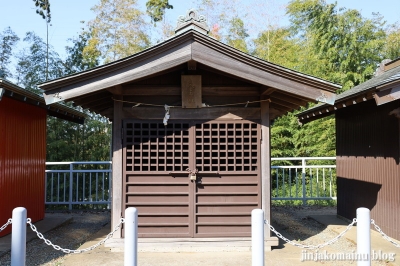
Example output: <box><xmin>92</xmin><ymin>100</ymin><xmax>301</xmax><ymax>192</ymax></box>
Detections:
<box><xmin>0</xmin><ymin>219</ymin><xmax>12</xmax><ymax>232</ymax></box>
<box><xmin>26</xmin><ymin>218</ymin><xmax>125</xmax><ymax>254</ymax></box>
<box><xmin>371</xmin><ymin>219</ymin><xmax>400</xmax><ymax>248</ymax></box>
<box><xmin>264</xmin><ymin>218</ymin><xmax>357</xmax><ymax>250</ymax></box>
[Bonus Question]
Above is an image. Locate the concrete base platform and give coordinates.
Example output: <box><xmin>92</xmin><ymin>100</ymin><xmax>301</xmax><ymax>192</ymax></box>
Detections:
<box><xmin>59</xmin><ymin>212</ymin><xmax>400</xmax><ymax>266</ymax></box>
<box><xmin>106</xmin><ymin>236</ymin><xmax>279</xmax><ymax>252</ymax></box>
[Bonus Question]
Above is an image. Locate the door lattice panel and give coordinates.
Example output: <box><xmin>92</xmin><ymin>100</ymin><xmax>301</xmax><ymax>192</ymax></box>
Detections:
<box><xmin>123</xmin><ymin>120</ymin><xmax>261</xmax><ymax>238</ymax></box>
<box><xmin>125</xmin><ymin>122</ymin><xmax>190</xmax><ymax>172</ymax></box>
<box><xmin>195</xmin><ymin>122</ymin><xmax>259</xmax><ymax>172</ymax></box>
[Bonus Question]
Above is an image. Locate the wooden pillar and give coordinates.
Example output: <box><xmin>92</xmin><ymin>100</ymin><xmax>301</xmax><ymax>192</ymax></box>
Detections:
<box><xmin>388</xmin><ymin>107</ymin><xmax>400</xmax><ymax>166</ymax></box>
<box><xmin>112</xmin><ymin>87</ymin><xmax>123</xmax><ymax>238</ymax></box>
<box><xmin>260</xmin><ymin>98</ymin><xmax>278</xmax><ymax>250</ymax></box>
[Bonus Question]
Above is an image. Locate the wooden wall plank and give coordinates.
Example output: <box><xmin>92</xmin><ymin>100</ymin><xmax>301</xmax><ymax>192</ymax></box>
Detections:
<box><xmin>260</xmin><ymin>99</ymin><xmax>275</xmax><ymax>249</ymax></box>
<box><xmin>203</xmin><ymin>87</ymin><xmax>259</xmax><ymax>96</ymax></box>
<box><xmin>270</xmin><ymin>97</ymin><xmax>300</xmax><ymax>110</ymax></box>
<box><xmin>123</xmin><ymin>107</ymin><xmax>261</xmax><ymax>120</ymax></box>
<box><xmin>270</xmin><ymin>91</ymin><xmax>308</xmax><ymax>106</ymax></box>
<box><xmin>120</xmin><ymin>86</ymin><xmax>259</xmax><ymax>96</ymax></box>
<box><xmin>112</xmin><ymin>88</ymin><xmax>123</xmax><ymax>238</ymax></box>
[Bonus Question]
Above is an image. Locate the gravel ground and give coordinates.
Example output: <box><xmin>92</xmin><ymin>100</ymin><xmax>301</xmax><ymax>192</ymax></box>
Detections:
<box><xmin>0</xmin><ymin>211</ymin><xmax>111</xmax><ymax>266</ymax></box>
<box><xmin>0</xmin><ymin>206</ymin><xmax>390</xmax><ymax>265</ymax></box>
<box><xmin>271</xmin><ymin>205</ymin><xmax>389</xmax><ymax>266</ymax></box>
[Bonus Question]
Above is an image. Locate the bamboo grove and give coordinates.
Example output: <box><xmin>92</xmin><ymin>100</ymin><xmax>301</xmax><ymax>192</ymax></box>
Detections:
<box><xmin>1</xmin><ymin>0</ymin><xmax>399</xmax><ymax>162</ymax></box>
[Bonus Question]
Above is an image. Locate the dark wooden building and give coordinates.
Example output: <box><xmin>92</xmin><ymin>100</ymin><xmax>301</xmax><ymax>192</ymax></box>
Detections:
<box><xmin>299</xmin><ymin>59</ymin><xmax>400</xmax><ymax>240</ymax></box>
<box><xmin>39</xmin><ymin>10</ymin><xmax>339</xmax><ymax>248</ymax></box>
<box><xmin>0</xmin><ymin>78</ymin><xmax>85</xmax><ymax>237</ymax></box>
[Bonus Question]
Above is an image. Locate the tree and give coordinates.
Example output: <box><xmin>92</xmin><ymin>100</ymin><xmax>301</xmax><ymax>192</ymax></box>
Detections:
<box><xmin>44</xmin><ymin>29</ymin><xmax>111</xmax><ymax>162</ymax></box>
<box><xmin>146</xmin><ymin>0</ymin><xmax>173</xmax><ymax>24</ymax></box>
<box><xmin>266</xmin><ymin>0</ymin><xmax>390</xmax><ymax>159</ymax></box>
<box><xmin>32</xmin><ymin>0</ymin><xmax>51</xmax><ymax>22</ymax></box>
<box><xmin>46</xmin><ymin>112</ymin><xmax>111</xmax><ymax>162</ymax></box>
<box><xmin>61</xmin><ymin>33</ymin><xmax>111</xmax><ymax>162</ymax></box>
<box><xmin>64</xmin><ymin>30</ymin><xmax>99</xmax><ymax>75</ymax></box>
<box><xmin>263</xmin><ymin>1</ymin><xmax>389</xmax><ymax>158</ymax></box>
<box><xmin>15</xmin><ymin>32</ymin><xmax>64</xmax><ymax>93</ymax></box>
<box><xmin>384</xmin><ymin>23</ymin><xmax>400</xmax><ymax>60</ymax></box>
<box><xmin>226</xmin><ymin>17</ymin><xmax>249</xmax><ymax>53</ymax></box>
<box><xmin>32</xmin><ymin>0</ymin><xmax>51</xmax><ymax>80</ymax></box>
<box><xmin>253</xmin><ymin>27</ymin><xmax>301</xmax><ymax>68</ymax></box>
<box><xmin>294</xmin><ymin>114</ymin><xmax>336</xmax><ymax>157</ymax></box>
<box><xmin>270</xmin><ymin>113</ymin><xmax>297</xmax><ymax>158</ymax></box>
<box><xmin>0</xmin><ymin>27</ymin><xmax>19</xmax><ymax>79</ymax></box>
<box><xmin>287</xmin><ymin>0</ymin><xmax>386</xmax><ymax>91</ymax></box>
<box><xmin>85</xmin><ymin>0</ymin><xmax>151</xmax><ymax>63</ymax></box>
<box><xmin>145</xmin><ymin>0</ymin><xmax>174</xmax><ymax>42</ymax></box>
<box><xmin>194</xmin><ymin>0</ymin><xmax>239</xmax><ymax>41</ymax></box>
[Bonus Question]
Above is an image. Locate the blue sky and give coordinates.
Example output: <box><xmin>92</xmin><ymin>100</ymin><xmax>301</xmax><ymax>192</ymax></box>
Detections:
<box><xmin>1</xmin><ymin>0</ymin><xmax>399</xmax><ymax>59</ymax></box>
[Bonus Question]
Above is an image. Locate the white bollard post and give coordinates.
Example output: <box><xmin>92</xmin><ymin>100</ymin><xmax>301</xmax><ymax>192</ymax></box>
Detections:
<box><xmin>252</xmin><ymin>209</ymin><xmax>264</xmax><ymax>266</ymax></box>
<box><xmin>357</xmin><ymin>207</ymin><xmax>371</xmax><ymax>266</ymax></box>
<box><xmin>124</xmin><ymin>207</ymin><xmax>138</xmax><ymax>266</ymax></box>
<box><xmin>11</xmin><ymin>207</ymin><xmax>27</xmax><ymax>266</ymax></box>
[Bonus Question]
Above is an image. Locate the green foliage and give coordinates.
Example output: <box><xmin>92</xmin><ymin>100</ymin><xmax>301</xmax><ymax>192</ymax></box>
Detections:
<box><xmin>260</xmin><ymin>0</ymin><xmax>391</xmax><ymax>160</ymax></box>
<box><xmin>15</xmin><ymin>32</ymin><xmax>64</xmax><ymax>93</ymax></box>
<box><xmin>86</xmin><ymin>0</ymin><xmax>151</xmax><ymax>63</ymax></box>
<box><xmin>253</xmin><ymin>27</ymin><xmax>300</xmax><ymax>68</ymax></box>
<box><xmin>286</xmin><ymin>0</ymin><xmax>386</xmax><ymax>91</ymax></box>
<box><xmin>294</xmin><ymin>114</ymin><xmax>336</xmax><ymax>157</ymax></box>
<box><xmin>226</xmin><ymin>17</ymin><xmax>249</xmax><ymax>53</ymax></box>
<box><xmin>46</xmin><ymin>113</ymin><xmax>111</xmax><ymax>162</ymax></box>
<box><xmin>146</xmin><ymin>0</ymin><xmax>173</xmax><ymax>24</ymax></box>
<box><xmin>384</xmin><ymin>23</ymin><xmax>400</xmax><ymax>60</ymax></box>
<box><xmin>12</xmin><ymin>30</ymin><xmax>110</xmax><ymax>162</ymax></box>
<box><xmin>271</xmin><ymin>167</ymin><xmax>337</xmax><ymax>206</ymax></box>
<box><xmin>46</xmin><ymin>30</ymin><xmax>110</xmax><ymax>162</ymax></box>
<box><xmin>32</xmin><ymin>0</ymin><xmax>51</xmax><ymax>23</ymax></box>
<box><xmin>270</xmin><ymin>113</ymin><xmax>297</xmax><ymax>158</ymax></box>
<box><xmin>64</xmin><ymin>30</ymin><xmax>99</xmax><ymax>74</ymax></box>
<box><xmin>0</xmin><ymin>27</ymin><xmax>19</xmax><ymax>79</ymax></box>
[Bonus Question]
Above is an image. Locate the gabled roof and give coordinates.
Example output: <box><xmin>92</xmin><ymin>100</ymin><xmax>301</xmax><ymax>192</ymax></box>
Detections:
<box><xmin>298</xmin><ymin>64</ymin><xmax>400</xmax><ymax>124</ymax></box>
<box><xmin>0</xmin><ymin>78</ymin><xmax>85</xmax><ymax>124</ymax></box>
<box><xmin>39</xmin><ymin>10</ymin><xmax>340</xmax><ymax>120</ymax></box>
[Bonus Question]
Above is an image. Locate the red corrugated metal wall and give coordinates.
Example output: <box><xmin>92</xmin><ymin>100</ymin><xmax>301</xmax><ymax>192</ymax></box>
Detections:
<box><xmin>336</xmin><ymin>100</ymin><xmax>400</xmax><ymax>240</ymax></box>
<box><xmin>0</xmin><ymin>97</ymin><xmax>47</xmax><ymax>236</ymax></box>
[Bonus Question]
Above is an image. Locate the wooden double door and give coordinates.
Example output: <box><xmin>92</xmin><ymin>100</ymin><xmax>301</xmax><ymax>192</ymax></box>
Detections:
<box><xmin>122</xmin><ymin>119</ymin><xmax>261</xmax><ymax>237</ymax></box>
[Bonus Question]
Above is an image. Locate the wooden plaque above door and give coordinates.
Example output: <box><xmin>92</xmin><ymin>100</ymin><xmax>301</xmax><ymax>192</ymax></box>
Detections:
<box><xmin>182</xmin><ymin>75</ymin><xmax>202</xmax><ymax>108</ymax></box>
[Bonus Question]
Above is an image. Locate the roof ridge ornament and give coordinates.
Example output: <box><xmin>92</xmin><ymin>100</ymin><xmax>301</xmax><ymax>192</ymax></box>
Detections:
<box><xmin>175</xmin><ymin>9</ymin><xmax>210</xmax><ymax>35</ymax></box>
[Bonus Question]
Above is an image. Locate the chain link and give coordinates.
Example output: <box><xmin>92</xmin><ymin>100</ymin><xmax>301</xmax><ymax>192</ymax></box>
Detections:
<box><xmin>0</xmin><ymin>219</ymin><xmax>12</xmax><ymax>232</ymax></box>
<box><xmin>265</xmin><ymin>218</ymin><xmax>357</xmax><ymax>250</ymax></box>
<box><xmin>17</xmin><ymin>214</ymin><xmax>400</xmax><ymax>254</ymax></box>
<box><xmin>371</xmin><ymin>219</ymin><xmax>400</xmax><ymax>248</ymax></box>
<box><xmin>27</xmin><ymin>218</ymin><xmax>125</xmax><ymax>254</ymax></box>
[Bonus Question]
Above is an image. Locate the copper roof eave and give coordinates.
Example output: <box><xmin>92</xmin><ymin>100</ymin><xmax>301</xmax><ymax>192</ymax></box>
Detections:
<box><xmin>39</xmin><ymin>29</ymin><xmax>340</xmax><ymax>107</ymax></box>
<box><xmin>297</xmin><ymin>91</ymin><xmax>375</xmax><ymax>124</ymax></box>
<box><xmin>298</xmin><ymin>73</ymin><xmax>400</xmax><ymax>124</ymax></box>
<box><xmin>0</xmin><ymin>79</ymin><xmax>86</xmax><ymax>124</ymax></box>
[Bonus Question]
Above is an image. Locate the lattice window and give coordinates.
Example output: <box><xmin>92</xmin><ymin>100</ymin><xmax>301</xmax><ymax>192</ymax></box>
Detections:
<box><xmin>125</xmin><ymin>122</ymin><xmax>190</xmax><ymax>172</ymax></box>
<box><xmin>195</xmin><ymin>122</ymin><xmax>259</xmax><ymax>172</ymax></box>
